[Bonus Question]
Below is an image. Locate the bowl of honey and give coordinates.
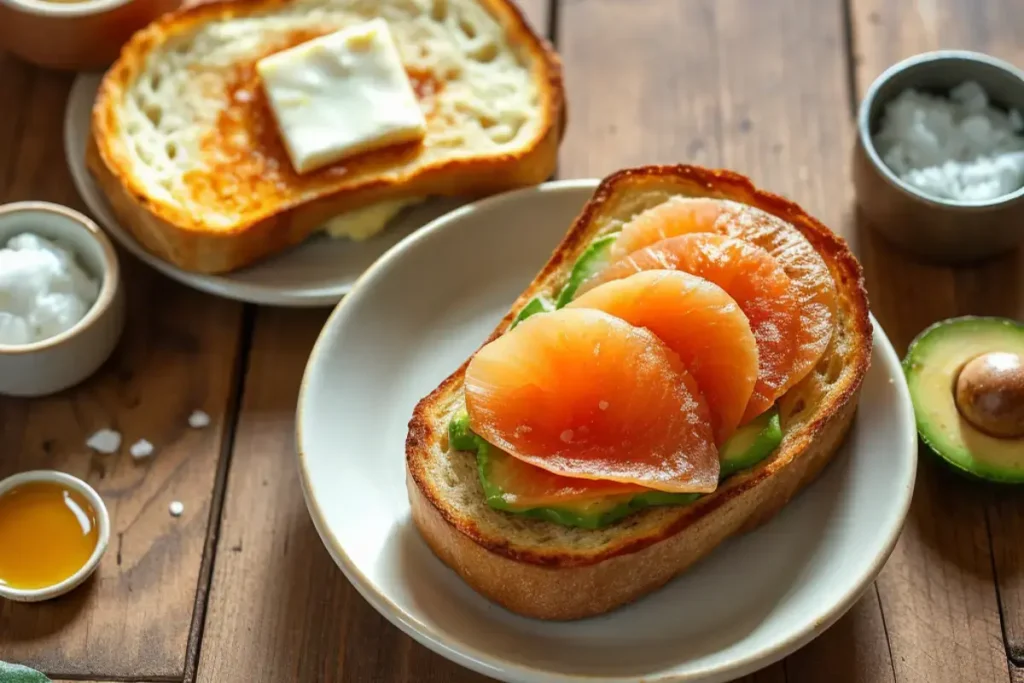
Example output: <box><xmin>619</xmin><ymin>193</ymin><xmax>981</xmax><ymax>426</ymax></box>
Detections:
<box><xmin>0</xmin><ymin>470</ymin><xmax>110</xmax><ymax>602</ymax></box>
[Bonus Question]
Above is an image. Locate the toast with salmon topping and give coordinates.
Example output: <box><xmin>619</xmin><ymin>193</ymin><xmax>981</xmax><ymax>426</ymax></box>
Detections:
<box><xmin>87</xmin><ymin>0</ymin><xmax>564</xmax><ymax>274</ymax></box>
<box><xmin>405</xmin><ymin>164</ymin><xmax>872</xmax><ymax>620</ymax></box>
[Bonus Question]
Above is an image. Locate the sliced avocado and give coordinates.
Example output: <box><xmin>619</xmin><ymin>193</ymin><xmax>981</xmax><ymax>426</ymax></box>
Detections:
<box><xmin>507</xmin><ymin>234</ymin><xmax>618</xmax><ymax>331</ymax></box>
<box><xmin>719</xmin><ymin>409</ymin><xmax>783</xmax><ymax>479</ymax></box>
<box><xmin>478</xmin><ymin>445</ymin><xmax>700</xmax><ymax>530</ymax></box>
<box><xmin>510</xmin><ymin>295</ymin><xmax>553</xmax><ymax>329</ymax></box>
<box><xmin>447</xmin><ymin>408</ymin><xmax>783</xmax><ymax>529</ymax></box>
<box><xmin>449</xmin><ymin>411</ymin><xmax>698</xmax><ymax>529</ymax></box>
<box><xmin>554</xmin><ymin>234</ymin><xmax>617</xmax><ymax>308</ymax></box>
<box><xmin>904</xmin><ymin>316</ymin><xmax>1024</xmax><ymax>484</ymax></box>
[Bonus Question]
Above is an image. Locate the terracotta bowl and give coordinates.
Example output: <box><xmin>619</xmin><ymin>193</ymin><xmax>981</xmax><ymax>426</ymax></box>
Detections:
<box><xmin>0</xmin><ymin>0</ymin><xmax>180</xmax><ymax>72</ymax></box>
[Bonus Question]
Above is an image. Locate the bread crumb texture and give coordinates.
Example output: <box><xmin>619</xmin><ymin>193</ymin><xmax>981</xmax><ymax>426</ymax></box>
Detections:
<box><xmin>115</xmin><ymin>0</ymin><xmax>543</xmax><ymax>227</ymax></box>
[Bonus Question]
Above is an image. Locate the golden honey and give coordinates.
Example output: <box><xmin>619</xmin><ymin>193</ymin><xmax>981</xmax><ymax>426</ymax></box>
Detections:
<box><xmin>0</xmin><ymin>481</ymin><xmax>99</xmax><ymax>590</ymax></box>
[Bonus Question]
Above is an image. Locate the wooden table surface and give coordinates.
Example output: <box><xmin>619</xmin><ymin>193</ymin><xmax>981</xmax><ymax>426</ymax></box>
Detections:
<box><xmin>2</xmin><ymin>0</ymin><xmax>1023</xmax><ymax>681</ymax></box>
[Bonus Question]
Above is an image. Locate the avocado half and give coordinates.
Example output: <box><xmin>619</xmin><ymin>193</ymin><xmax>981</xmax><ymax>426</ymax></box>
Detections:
<box><xmin>903</xmin><ymin>316</ymin><xmax>1024</xmax><ymax>484</ymax></box>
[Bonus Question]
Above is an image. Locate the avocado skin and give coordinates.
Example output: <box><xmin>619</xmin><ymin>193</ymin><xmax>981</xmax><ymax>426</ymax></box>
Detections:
<box><xmin>903</xmin><ymin>316</ymin><xmax>1024</xmax><ymax>485</ymax></box>
<box><xmin>449</xmin><ymin>409</ymin><xmax>780</xmax><ymax>529</ymax></box>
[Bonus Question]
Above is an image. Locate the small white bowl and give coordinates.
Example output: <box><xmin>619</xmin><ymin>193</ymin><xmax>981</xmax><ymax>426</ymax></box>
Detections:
<box><xmin>0</xmin><ymin>469</ymin><xmax>111</xmax><ymax>603</ymax></box>
<box><xmin>0</xmin><ymin>201</ymin><xmax>125</xmax><ymax>397</ymax></box>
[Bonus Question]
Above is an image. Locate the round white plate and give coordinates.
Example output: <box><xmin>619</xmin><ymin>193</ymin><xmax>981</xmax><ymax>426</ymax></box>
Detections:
<box><xmin>297</xmin><ymin>180</ymin><xmax>918</xmax><ymax>683</ymax></box>
<box><xmin>64</xmin><ymin>72</ymin><xmax>468</xmax><ymax>307</ymax></box>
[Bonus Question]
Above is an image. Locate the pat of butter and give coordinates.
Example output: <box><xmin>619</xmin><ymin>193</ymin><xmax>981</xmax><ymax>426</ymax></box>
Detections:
<box><xmin>321</xmin><ymin>198</ymin><xmax>423</xmax><ymax>240</ymax></box>
<box><xmin>256</xmin><ymin>19</ymin><xmax>427</xmax><ymax>174</ymax></box>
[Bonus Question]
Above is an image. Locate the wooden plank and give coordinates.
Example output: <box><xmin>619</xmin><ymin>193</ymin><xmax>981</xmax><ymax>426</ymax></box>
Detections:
<box><xmin>0</xmin><ymin>54</ymin><xmax>33</xmax><ymax>194</ymax></box>
<box><xmin>731</xmin><ymin>664</ymin><xmax>787</xmax><ymax>683</ymax></box>
<box><xmin>786</xmin><ymin>586</ymin><xmax>896</xmax><ymax>683</ymax></box>
<box><xmin>558</xmin><ymin>0</ymin><xmax>890</xmax><ymax>677</ymax></box>
<box><xmin>991</xmin><ymin>490</ymin><xmax>1024</xmax><ymax>664</ymax></box>
<box><xmin>194</xmin><ymin>3</ymin><xmax>553</xmax><ymax>680</ymax></box>
<box><xmin>849</xmin><ymin>0</ymin><xmax>1023</xmax><ymax>680</ymax></box>
<box><xmin>193</xmin><ymin>310</ymin><xmax>489</xmax><ymax>683</ymax></box>
<box><xmin>0</xmin><ymin>64</ymin><xmax>245</xmax><ymax>679</ymax></box>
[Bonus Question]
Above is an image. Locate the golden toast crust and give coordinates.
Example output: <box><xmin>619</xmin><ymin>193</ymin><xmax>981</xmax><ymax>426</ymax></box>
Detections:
<box><xmin>87</xmin><ymin>0</ymin><xmax>565</xmax><ymax>274</ymax></box>
<box><xmin>405</xmin><ymin>165</ymin><xmax>872</xmax><ymax>619</ymax></box>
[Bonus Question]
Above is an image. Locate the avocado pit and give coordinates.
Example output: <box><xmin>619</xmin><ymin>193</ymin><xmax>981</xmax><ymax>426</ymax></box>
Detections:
<box><xmin>955</xmin><ymin>351</ymin><xmax>1024</xmax><ymax>439</ymax></box>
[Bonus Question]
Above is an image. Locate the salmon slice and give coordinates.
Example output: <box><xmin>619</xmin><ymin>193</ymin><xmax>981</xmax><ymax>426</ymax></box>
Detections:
<box><xmin>567</xmin><ymin>270</ymin><xmax>758</xmax><ymax>444</ymax></box>
<box><xmin>465</xmin><ymin>307</ymin><xmax>719</xmax><ymax>493</ymax></box>
<box><xmin>486</xmin><ymin>445</ymin><xmax>648</xmax><ymax>508</ymax></box>
<box><xmin>581</xmin><ymin>234</ymin><xmax>799</xmax><ymax>422</ymax></box>
<box><xmin>608</xmin><ymin>197</ymin><xmax>836</xmax><ymax>391</ymax></box>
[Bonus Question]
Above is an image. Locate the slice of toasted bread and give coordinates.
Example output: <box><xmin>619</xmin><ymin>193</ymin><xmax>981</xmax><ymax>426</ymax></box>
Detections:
<box><xmin>406</xmin><ymin>165</ymin><xmax>872</xmax><ymax>620</ymax></box>
<box><xmin>87</xmin><ymin>0</ymin><xmax>564</xmax><ymax>274</ymax></box>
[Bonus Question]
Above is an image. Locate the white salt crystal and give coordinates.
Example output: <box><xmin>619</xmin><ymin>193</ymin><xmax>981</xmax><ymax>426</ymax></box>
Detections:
<box><xmin>188</xmin><ymin>410</ymin><xmax>211</xmax><ymax>429</ymax></box>
<box><xmin>130</xmin><ymin>439</ymin><xmax>155</xmax><ymax>460</ymax></box>
<box><xmin>0</xmin><ymin>233</ymin><xmax>100</xmax><ymax>345</ymax></box>
<box><xmin>169</xmin><ymin>501</ymin><xmax>184</xmax><ymax>517</ymax></box>
<box><xmin>872</xmin><ymin>80</ymin><xmax>1024</xmax><ymax>201</ymax></box>
<box><xmin>86</xmin><ymin>428</ymin><xmax>121</xmax><ymax>454</ymax></box>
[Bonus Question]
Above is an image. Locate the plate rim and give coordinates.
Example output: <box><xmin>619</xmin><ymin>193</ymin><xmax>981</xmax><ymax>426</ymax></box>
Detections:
<box><xmin>294</xmin><ymin>181</ymin><xmax>918</xmax><ymax>683</ymax></box>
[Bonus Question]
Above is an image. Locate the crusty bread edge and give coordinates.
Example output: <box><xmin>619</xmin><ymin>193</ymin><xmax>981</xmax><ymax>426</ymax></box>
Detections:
<box><xmin>86</xmin><ymin>0</ymin><xmax>566</xmax><ymax>274</ymax></box>
<box><xmin>405</xmin><ymin>164</ymin><xmax>872</xmax><ymax>620</ymax></box>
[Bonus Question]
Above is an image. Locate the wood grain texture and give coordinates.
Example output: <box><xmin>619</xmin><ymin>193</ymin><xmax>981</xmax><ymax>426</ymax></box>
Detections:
<box><xmin>193</xmin><ymin>310</ymin><xmax>490</xmax><ymax>683</ymax></box>
<box><xmin>558</xmin><ymin>0</ymin><xmax>890</xmax><ymax>676</ymax></box>
<box><xmin>991</xmin><ymin>490</ymin><xmax>1024</xmax><ymax>664</ymax></box>
<box><xmin>786</xmin><ymin>586</ymin><xmax>896</xmax><ymax>683</ymax></box>
<box><xmin>850</xmin><ymin>0</ymin><xmax>1024</xmax><ymax>680</ymax></box>
<box><xmin>0</xmin><ymin>65</ymin><xmax>245</xmax><ymax>679</ymax></box>
<box><xmin>731</xmin><ymin>663</ymin><xmax>787</xmax><ymax>683</ymax></box>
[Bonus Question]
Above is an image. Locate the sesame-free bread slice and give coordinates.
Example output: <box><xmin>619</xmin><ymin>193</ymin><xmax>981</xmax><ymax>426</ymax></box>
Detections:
<box><xmin>406</xmin><ymin>164</ymin><xmax>872</xmax><ymax>620</ymax></box>
<box><xmin>87</xmin><ymin>0</ymin><xmax>564</xmax><ymax>274</ymax></box>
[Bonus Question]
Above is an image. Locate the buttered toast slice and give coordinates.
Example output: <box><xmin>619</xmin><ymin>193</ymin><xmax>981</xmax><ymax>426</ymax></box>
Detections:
<box><xmin>88</xmin><ymin>0</ymin><xmax>564</xmax><ymax>274</ymax></box>
<box><xmin>406</xmin><ymin>165</ymin><xmax>872</xmax><ymax>620</ymax></box>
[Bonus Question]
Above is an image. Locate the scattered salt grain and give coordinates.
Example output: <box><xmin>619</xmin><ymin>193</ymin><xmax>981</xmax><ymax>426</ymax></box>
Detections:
<box><xmin>872</xmin><ymin>81</ymin><xmax>1024</xmax><ymax>201</ymax></box>
<box><xmin>86</xmin><ymin>428</ymin><xmax>121</xmax><ymax>454</ymax></box>
<box><xmin>188</xmin><ymin>410</ymin><xmax>210</xmax><ymax>429</ymax></box>
<box><xmin>0</xmin><ymin>233</ymin><xmax>100</xmax><ymax>345</ymax></box>
<box><xmin>169</xmin><ymin>501</ymin><xmax>184</xmax><ymax>517</ymax></box>
<box><xmin>130</xmin><ymin>439</ymin><xmax>154</xmax><ymax>460</ymax></box>
<box><xmin>598</xmin><ymin>400</ymin><xmax>609</xmax><ymax>411</ymax></box>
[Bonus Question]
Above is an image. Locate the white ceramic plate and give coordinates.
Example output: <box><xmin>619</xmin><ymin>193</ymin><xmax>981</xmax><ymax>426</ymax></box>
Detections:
<box><xmin>64</xmin><ymin>72</ymin><xmax>467</xmax><ymax>307</ymax></box>
<box><xmin>297</xmin><ymin>180</ymin><xmax>918</xmax><ymax>683</ymax></box>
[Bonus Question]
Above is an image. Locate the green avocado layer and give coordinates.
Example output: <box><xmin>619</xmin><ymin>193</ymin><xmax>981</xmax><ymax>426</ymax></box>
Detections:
<box><xmin>449</xmin><ymin>409</ymin><xmax>782</xmax><ymax>529</ymax></box>
<box><xmin>904</xmin><ymin>316</ymin><xmax>1024</xmax><ymax>484</ymax></box>
<box><xmin>460</xmin><ymin>233</ymin><xmax>785</xmax><ymax>528</ymax></box>
<box><xmin>555</xmin><ymin>234</ymin><xmax>617</xmax><ymax>307</ymax></box>
<box><xmin>720</xmin><ymin>409</ymin><xmax>782</xmax><ymax>478</ymax></box>
<box><xmin>509</xmin><ymin>234</ymin><xmax>618</xmax><ymax>330</ymax></box>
